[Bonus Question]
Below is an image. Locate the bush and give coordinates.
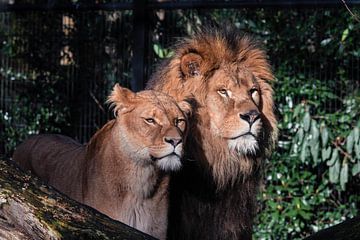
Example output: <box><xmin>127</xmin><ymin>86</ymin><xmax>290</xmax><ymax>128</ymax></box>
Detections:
<box><xmin>1</xmin><ymin>4</ymin><xmax>359</xmax><ymax>239</ymax></box>
<box><xmin>254</xmin><ymin>72</ymin><xmax>360</xmax><ymax>239</ymax></box>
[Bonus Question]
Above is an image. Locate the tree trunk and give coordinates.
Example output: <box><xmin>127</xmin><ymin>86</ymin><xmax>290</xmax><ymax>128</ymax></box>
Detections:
<box><xmin>305</xmin><ymin>216</ymin><xmax>360</xmax><ymax>240</ymax></box>
<box><xmin>3</xmin><ymin>157</ymin><xmax>358</xmax><ymax>240</ymax></box>
<box><xmin>0</xmin><ymin>159</ymin><xmax>156</xmax><ymax>240</ymax></box>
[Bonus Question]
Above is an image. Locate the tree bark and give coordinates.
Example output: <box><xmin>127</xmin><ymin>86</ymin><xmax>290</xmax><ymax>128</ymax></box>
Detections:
<box><xmin>3</xmin><ymin>157</ymin><xmax>358</xmax><ymax>240</ymax></box>
<box><xmin>0</xmin><ymin>159</ymin><xmax>156</xmax><ymax>240</ymax></box>
<box><xmin>305</xmin><ymin>216</ymin><xmax>360</xmax><ymax>240</ymax></box>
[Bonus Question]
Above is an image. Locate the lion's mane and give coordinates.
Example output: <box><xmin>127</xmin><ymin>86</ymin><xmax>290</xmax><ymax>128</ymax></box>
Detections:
<box><xmin>147</xmin><ymin>27</ymin><xmax>278</xmax><ymax>239</ymax></box>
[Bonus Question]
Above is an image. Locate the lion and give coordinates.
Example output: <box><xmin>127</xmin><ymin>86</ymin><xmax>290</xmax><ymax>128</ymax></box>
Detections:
<box><xmin>146</xmin><ymin>27</ymin><xmax>278</xmax><ymax>240</ymax></box>
<box><xmin>12</xmin><ymin>84</ymin><xmax>192</xmax><ymax>240</ymax></box>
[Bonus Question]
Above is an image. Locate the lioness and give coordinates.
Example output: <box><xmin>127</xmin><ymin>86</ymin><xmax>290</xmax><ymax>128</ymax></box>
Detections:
<box><xmin>13</xmin><ymin>84</ymin><xmax>191</xmax><ymax>240</ymax></box>
<box><xmin>147</xmin><ymin>28</ymin><xmax>278</xmax><ymax>239</ymax></box>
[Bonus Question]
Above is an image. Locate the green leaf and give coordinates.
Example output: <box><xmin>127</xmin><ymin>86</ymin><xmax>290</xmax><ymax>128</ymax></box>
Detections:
<box><xmin>153</xmin><ymin>43</ymin><xmax>165</xmax><ymax>58</ymax></box>
<box><xmin>153</xmin><ymin>43</ymin><xmax>160</xmax><ymax>55</ymax></box>
<box><xmin>165</xmin><ymin>50</ymin><xmax>175</xmax><ymax>58</ymax></box>
<box><xmin>298</xmin><ymin>128</ymin><xmax>304</xmax><ymax>143</ymax></box>
<box><xmin>341</xmin><ymin>28</ymin><xmax>349</xmax><ymax>42</ymax></box>
<box><xmin>287</xmin><ymin>209</ymin><xmax>298</xmax><ymax>218</ymax></box>
<box><xmin>354</xmin><ymin>127</ymin><xmax>360</xmax><ymax>143</ymax></box>
<box><xmin>320</xmin><ymin>38</ymin><xmax>332</xmax><ymax>46</ymax></box>
<box><xmin>321</xmin><ymin>126</ymin><xmax>329</xmax><ymax>146</ymax></box>
<box><xmin>293</xmin><ymin>104</ymin><xmax>302</xmax><ymax>118</ymax></box>
<box><xmin>327</xmin><ymin>149</ymin><xmax>339</xmax><ymax>166</ymax></box>
<box><xmin>329</xmin><ymin>158</ymin><xmax>340</xmax><ymax>183</ymax></box>
<box><xmin>339</xmin><ymin>115</ymin><xmax>350</xmax><ymax>123</ymax></box>
<box><xmin>303</xmin><ymin>112</ymin><xmax>311</xmax><ymax>132</ymax></box>
<box><xmin>310</xmin><ymin>120</ymin><xmax>319</xmax><ymax>142</ymax></box>
<box><xmin>352</xmin><ymin>161</ymin><xmax>360</xmax><ymax>176</ymax></box>
<box><xmin>355</xmin><ymin>143</ymin><xmax>360</xmax><ymax>159</ymax></box>
<box><xmin>346</xmin><ymin>130</ymin><xmax>354</xmax><ymax>154</ymax></box>
<box><xmin>340</xmin><ymin>162</ymin><xmax>348</xmax><ymax>190</ymax></box>
<box><xmin>298</xmin><ymin>210</ymin><xmax>311</xmax><ymax>220</ymax></box>
<box><xmin>300</xmin><ymin>141</ymin><xmax>308</xmax><ymax>163</ymax></box>
<box><xmin>322</xmin><ymin>147</ymin><xmax>332</xmax><ymax>161</ymax></box>
<box><xmin>310</xmin><ymin>142</ymin><xmax>319</xmax><ymax>163</ymax></box>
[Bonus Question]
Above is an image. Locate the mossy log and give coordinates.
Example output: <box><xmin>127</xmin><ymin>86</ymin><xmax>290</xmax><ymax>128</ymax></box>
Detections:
<box><xmin>0</xmin><ymin>159</ymin><xmax>156</xmax><ymax>240</ymax></box>
<box><xmin>305</xmin><ymin>216</ymin><xmax>360</xmax><ymax>240</ymax></box>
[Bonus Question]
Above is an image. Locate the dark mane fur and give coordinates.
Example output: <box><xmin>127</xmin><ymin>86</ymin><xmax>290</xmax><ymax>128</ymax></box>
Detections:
<box><xmin>147</xmin><ymin>26</ymin><xmax>277</xmax><ymax>240</ymax></box>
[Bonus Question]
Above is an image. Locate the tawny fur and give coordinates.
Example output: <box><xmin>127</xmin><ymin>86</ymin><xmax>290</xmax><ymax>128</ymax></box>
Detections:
<box><xmin>13</xmin><ymin>85</ymin><xmax>191</xmax><ymax>240</ymax></box>
<box><xmin>147</xmin><ymin>27</ymin><xmax>278</xmax><ymax>240</ymax></box>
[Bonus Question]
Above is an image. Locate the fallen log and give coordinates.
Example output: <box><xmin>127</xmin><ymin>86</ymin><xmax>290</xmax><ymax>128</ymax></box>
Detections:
<box><xmin>0</xmin><ymin>159</ymin><xmax>156</xmax><ymax>240</ymax></box>
<box><xmin>305</xmin><ymin>216</ymin><xmax>360</xmax><ymax>240</ymax></box>
<box><xmin>5</xmin><ymin>155</ymin><xmax>358</xmax><ymax>240</ymax></box>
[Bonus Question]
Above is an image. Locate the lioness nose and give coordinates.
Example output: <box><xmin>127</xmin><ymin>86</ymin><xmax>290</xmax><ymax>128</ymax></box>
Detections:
<box><xmin>240</xmin><ymin>110</ymin><xmax>260</xmax><ymax>124</ymax></box>
<box><xmin>165</xmin><ymin>137</ymin><xmax>182</xmax><ymax>147</ymax></box>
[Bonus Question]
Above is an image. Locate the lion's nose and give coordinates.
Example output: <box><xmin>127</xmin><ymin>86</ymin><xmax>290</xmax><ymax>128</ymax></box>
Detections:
<box><xmin>240</xmin><ymin>110</ymin><xmax>260</xmax><ymax>125</ymax></box>
<box><xmin>164</xmin><ymin>137</ymin><xmax>182</xmax><ymax>147</ymax></box>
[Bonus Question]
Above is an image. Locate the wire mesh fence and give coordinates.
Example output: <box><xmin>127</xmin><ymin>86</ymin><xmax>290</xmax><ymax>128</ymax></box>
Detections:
<box><xmin>0</xmin><ymin>1</ymin><xmax>359</xmax><ymax>158</ymax></box>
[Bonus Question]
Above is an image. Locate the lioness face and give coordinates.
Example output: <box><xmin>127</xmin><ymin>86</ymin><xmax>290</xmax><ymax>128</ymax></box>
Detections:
<box><xmin>206</xmin><ymin>68</ymin><xmax>262</xmax><ymax>155</ymax></box>
<box><xmin>109</xmin><ymin>84</ymin><xmax>191</xmax><ymax>171</ymax></box>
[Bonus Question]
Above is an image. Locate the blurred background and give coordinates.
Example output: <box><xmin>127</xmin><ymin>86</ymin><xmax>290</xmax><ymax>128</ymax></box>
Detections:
<box><xmin>0</xmin><ymin>0</ymin><xmax>359</xmax><ymax>239</ymax></box>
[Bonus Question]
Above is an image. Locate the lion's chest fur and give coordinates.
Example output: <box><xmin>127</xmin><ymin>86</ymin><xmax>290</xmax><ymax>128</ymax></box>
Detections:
<box><xmin>114</xmin><ymin>192</ymin><xmax>168</xmax><ymax>237</ymax></box>
<box><xmin>83</xmin><ymin>150</ymin><xmax>170</xmax><ymax>240</ymax></box>
<box><xmin>168</xmin><ymin>164</ymin><xmax>259</xmax><ymax>240</ymax></box>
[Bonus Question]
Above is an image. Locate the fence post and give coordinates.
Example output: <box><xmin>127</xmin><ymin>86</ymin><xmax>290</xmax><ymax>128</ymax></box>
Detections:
<box><xmin>131</xmin><ymin>0</ymin><xmax>148</xmax><ymax>92</ymax></box>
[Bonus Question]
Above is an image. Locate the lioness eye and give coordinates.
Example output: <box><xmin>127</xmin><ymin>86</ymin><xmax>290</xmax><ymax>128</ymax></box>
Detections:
<box><xmin>250</xmin><ymin>88</ymin><xmax>260</xmax><ymax>105</ymax></box>
<box><xmin>218</xmin><ymin>89</ymin><xmax>229</xmax><ymax>97</ymax></box>
<box><xmin>145</xmin><ymin>118</ymin><xmax>155</xmax><ymax>124</ymax></box>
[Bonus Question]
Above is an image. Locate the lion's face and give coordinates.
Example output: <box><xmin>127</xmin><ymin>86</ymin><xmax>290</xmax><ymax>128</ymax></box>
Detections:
<box><xmin>205</xmin><ymin>68</ymin><xmax>263</xmax><ymax>155</ymax></box>
<box><xmin>147</xmin><ymin>30</ymin><xmax>278</xmax><ymax>185</ymax></box>
<box><xmin>108</xmin><ymin>84</ymin><xmax>191</xmax><ymax>172</ymax></box>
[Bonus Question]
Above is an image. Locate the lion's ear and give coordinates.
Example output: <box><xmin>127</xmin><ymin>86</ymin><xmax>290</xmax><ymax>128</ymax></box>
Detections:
<box><xmin>177</xmin><ymin>100</ymin><xmax>193</xmax><ymax>118</ymax></box>
<box><xmin>180</xmin><ymin>52</ymin><xmax>203</xmax><ymax>77</ymax></box>
<box><xmin>107</xmin><ymin>84</ymin><xmax>136</xmax><ymax>116</ymax></box>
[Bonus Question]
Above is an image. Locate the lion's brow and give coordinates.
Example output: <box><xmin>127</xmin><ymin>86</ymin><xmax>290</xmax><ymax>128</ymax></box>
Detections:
<box><xmin>149</xmin><ymin>91</ymin><xmax>173</xmax><ymax>124</ymax></box>
<box><xmin>222</xmin><ymin>67</ymin><xmax>241</xmax><ymax>86</ymax></box>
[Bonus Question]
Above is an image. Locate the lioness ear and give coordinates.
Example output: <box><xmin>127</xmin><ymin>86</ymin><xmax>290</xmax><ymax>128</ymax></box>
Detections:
<box><xmin>180</xmin><ymin>52</ymin><xmax>203</xmax><ymax>77</ymax></box>
<box><xmin>107</xmin><ymin>83</ymin><xmax>136</xmax><ymax>116</ymax></box>
<box><xmin>178</xmin><ymin>100</ymin><xmax>193</xmax><ymax>118</ymax></box>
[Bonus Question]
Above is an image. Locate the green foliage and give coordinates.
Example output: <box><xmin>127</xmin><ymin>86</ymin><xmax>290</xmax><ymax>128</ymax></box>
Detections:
<box><xmin>0</xmin><ymin>68</ymin><xmax>69</xmax><ymax>155</ymax></box>
<box><xmin>1</xmin><ymin>4</ymin><xmax>360</xmax><ymax>239</ymax></box>
<box><xmin>0</xmin><ymin>11</ymin><xmax>71</xmax><ymax>156</ymax></box>
<box><xmin>153</xmin><ymin>43</ymin><xmax>174</xmax><ymax>59</ymax></box>
<box><xmin>0</xmin><ymin>7</ymin><xmax>133</xmax><ymax>156</ymax></box>
<box><xmin>255</xmin><ymin>76</ymin><xmax>359</xmax><ymax>239</ymax></box>
<box><xmin>236</xmin><ymin>8</ymin><xmax>360</xmax><ymax>239</ymax></box>
<box><xmin>255</xmin><ymin>77</ymin><xmax>360</xmax><ymax>239</ymax></box>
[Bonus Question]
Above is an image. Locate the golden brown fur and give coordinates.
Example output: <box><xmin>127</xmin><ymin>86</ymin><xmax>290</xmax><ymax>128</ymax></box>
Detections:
<box><xmin>13</xmin><ymin>84</ymin><xmax>191</xmax><ymax>240</ymax></box>
<box><xmin>147</xmin><ymin>27</ymin><xmax>278</xmax><ymax>239</ymax></box>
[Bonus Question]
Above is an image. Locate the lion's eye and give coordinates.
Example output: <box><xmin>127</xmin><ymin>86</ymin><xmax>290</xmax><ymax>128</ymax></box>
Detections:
<box><xmin>218</xmin><ymin>89</ymin><xmax>229</xmax><ymax>97</ymax></box>
<box><xmin>145</xmin><ymin>118</ymin><xmax>156</xmax><ymax>124</ymax></box>
<box><xmin>250</xmin><ymin>88</ymin><xmax>260</xmax><ymax>105</ymax></box>
<box><xmin>175</xmin><ymin>118</ymin><xmax>186</xmax><ymax>130</ymax></box>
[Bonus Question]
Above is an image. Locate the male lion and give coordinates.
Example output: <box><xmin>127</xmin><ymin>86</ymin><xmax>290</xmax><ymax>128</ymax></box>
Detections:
<box><xmin>147</xmin><ymin>28</ymin><xmax>278</xmax><ymax>239</ymax></box>
<box><xmin>13</xmin><ymin>84</ymin><xmax>192</xmax><ymax>240</ymax></box>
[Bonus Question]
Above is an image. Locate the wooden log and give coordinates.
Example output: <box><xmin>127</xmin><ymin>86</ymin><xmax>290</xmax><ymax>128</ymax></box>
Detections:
<box><xmin>0</xmin><ymin>159</ymin><xmax>156</xmax><ymax>240</ymax></box>
<box><xmin>305</xmin><ymin>216</ymin><xmax>360</xmax><ymax>240</ymax></box>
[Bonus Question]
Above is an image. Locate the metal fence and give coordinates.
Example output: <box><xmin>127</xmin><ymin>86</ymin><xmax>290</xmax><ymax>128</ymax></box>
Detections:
<box><xmin>1</xmin><ymin>0</ymin><xmax>360</xmax><ymax>158</ymax></box>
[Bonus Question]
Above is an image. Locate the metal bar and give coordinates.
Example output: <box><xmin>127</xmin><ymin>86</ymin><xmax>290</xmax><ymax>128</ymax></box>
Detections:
<box><xmin>131</xmin><ymin>0</ymin><xmax>148</xmax><ymax>92</ymax></box>
<box><xmin>147</xmin><ymin>0</ymin><xmax>360</xmax><ymax>9</ymax></box>
<box><xmin>1</xmin><ymin>0</ymin><xmax>360</xmax><ymax>12</ymax></box>
<box><xmin>0</xmin><ymin>2</ymin><xmax>133</xmax><ymax>12</ymax></box>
